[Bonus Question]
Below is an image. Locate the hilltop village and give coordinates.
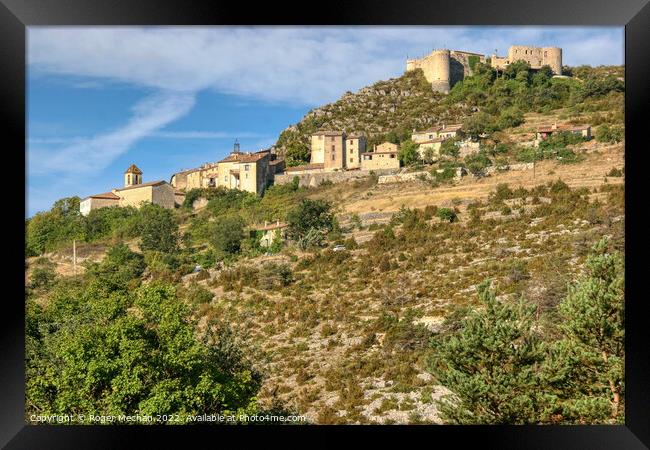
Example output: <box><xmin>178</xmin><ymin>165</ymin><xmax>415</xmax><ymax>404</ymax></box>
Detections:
<box><xmin>79</xmin><ymin>44</ymin><xmax>588</xmax><ymax>217</ymax></box>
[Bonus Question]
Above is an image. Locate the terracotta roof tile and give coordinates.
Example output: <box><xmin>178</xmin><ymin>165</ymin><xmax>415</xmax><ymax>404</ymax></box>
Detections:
<box><xmin>117</xmin><ymin>180</ymin><xmax>168</xmax><ymax>191</ymax></box>
<box><xmin>85</xmin><ymin>191</ymin><xmax>120</xmax><ymax>200</ymax></box>
<box><xmin>418</xmin><ymin>138</ymin><xmax>446</xmax><ymax>144</ymax></box>
<box><xmin>255</xmin><ymin>222</ymin><xmax>288</xmax><ymax>231</ymax></box>
<box><xmin>218</xmin><ymin>151</ymin><xmax>269</xmax><ymax>163</ymax></box>
<box><xmin>124</xmin><ymin>164</ymin><xmax>142</xmax><ymax>174</ymax></box>
<box><xmin>312</xmin><ymin>130</ymin><xmax>345</xmax><ymax>136</ymax></box>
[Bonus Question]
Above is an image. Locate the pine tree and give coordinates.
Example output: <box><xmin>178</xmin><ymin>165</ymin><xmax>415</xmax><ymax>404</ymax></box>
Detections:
<box><xmin>541</xmin><ymin>238</ymin><xmax>624</xmax><ymax>423</ymax></box>
<box><xmin>429</xmin><ymin>280</ymin><xmax>546</xmax><ymax>424</ymax></box>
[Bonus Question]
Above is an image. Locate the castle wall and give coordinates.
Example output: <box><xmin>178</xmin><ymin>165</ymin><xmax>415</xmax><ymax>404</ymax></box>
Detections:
<box><xmin>406</xmin><ymin>49</ymin><xmax>485</xmax><ymax>93</ymax></box>
<box><xmin>501</xmin><ymin>46</ymin><xmax>562</xmax><ymax>74</ymax></box>
<box><xmin>408</xmin><ymin>45</ymin><xmax>563</xmax><ymax>91</ymax></box>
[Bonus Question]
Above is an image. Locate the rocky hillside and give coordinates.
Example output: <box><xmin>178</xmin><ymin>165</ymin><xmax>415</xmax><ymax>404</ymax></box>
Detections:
<box><xmin>274</xmin><ymin>69</ymin><xmax>473</xmax><ymax>165</ymax></box>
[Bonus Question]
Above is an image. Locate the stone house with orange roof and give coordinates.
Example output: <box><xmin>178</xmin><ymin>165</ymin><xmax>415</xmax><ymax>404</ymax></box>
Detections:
<box><xmin>170</xmin><ymin>142</ymin><xmax>282</xmax><ymax>195</ymax></box>
<box><xmin>80</xmin><ymin>164</ymin><xmax>180</xmax><ymax>216</ymax></box>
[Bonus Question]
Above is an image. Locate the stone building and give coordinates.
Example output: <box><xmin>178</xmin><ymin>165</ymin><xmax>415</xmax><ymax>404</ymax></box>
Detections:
<box><xmin>308</xmin><ymin>130</ymin><xmax>366</xmax><ymax>171</ymax></box>
<box><xmin>535</xmin><ymin>123</ymin><xmax>592</xmax><ymax>143</ymax></box>
<box><xmin>345</xmin><ymin>134</ymin><xmax>366</xmax><ymax>169</ymax></box>
<box><xmin>360</xmin><ymin>150</ymin><xmax>400</xmax><ymax>170</ymax></box>
<box><xmin>374</xmin><ymin>142</ymin><xmax>399</xmax><ymax>153</ymax></box>
<box><xmin>170</xmin><ymin>142</ymin><xmax>282</xmax><ymax>195</ymax></box>
<box><xmin>490</xmin><ymin>46</ymin><xmax>562</xmax><ymax>75</ymax></box>
<box><xmin>80</xmin><ymin>164</ymin><xmax>178</xmax><ymax>216</ymax></box>
<box><xmin>416</xmin><ymin>138</ymin><xmax>445</xmax><ymax>160</ymax></box>
<box><xmin>412</xmin><ymin>124</ymin><xmax>462</xmax><ymax>143</ymax></box>
<box><xmin>79</xmin><ymin>191</ymin><xmax>120</xmax><ymax>216</ymax></box>
<box><xmin>254</xmin><ymin>220</ymin><xmax>288</xmax><ymax>248</ymax></box>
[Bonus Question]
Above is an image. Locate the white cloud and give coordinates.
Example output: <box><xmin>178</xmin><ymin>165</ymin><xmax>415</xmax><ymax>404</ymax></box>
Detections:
<box><xmin>29</xmin><ymin>130</ymin><xmax>269</xmax><ymax>144</ymax></box>
<box><xmin>150</xmin><ymin>130</ymin><xmax>269</xmax><ymax>139</ymax></box>
<box><xmin>28</xmin><ymin>27</ymin><xmax>623</xmax><ymax>106</ymax></box>
<box><xmin>28</xmin><ymin>91</ymin><xmax>195</xmax><ymax>175</ymax></box>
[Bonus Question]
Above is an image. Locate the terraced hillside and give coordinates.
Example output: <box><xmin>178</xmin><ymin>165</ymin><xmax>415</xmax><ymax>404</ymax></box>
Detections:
<box><xmin>177</xmin><ymin>141</ymin><xmax>624</xmax><ymax>423</ymax></box>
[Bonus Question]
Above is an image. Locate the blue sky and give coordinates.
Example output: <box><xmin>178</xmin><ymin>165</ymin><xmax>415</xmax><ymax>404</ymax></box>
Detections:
<box><xmin>27</xmin><ymin>26</ymin><xmax>624</xmax><ymax>216</ymax></box>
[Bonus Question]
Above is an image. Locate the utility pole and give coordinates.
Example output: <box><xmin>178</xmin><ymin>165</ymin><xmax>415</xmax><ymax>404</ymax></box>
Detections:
<box><xmin>73</xmin><ymin>239</ymin><xmax>77</xmax><ymax>275</ymax></box>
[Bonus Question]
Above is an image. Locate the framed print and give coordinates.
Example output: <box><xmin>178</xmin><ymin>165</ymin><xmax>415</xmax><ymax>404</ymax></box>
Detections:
<box><xmin>3</xmin><ymin>0</ymin><xmax>649</xmax><ymax>447</ymax></box>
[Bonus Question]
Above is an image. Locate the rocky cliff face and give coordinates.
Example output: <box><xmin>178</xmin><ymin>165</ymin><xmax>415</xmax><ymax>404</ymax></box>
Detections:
<box><xmin>274</xmin><ymin>69</ymin><xmax>473</xmax><ymax>165</ymax></box>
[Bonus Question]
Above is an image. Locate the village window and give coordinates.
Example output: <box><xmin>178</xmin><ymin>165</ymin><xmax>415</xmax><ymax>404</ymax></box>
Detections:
<box><xmin>390</xmin><ymin>154</ymin><xmax>395</xmax><ymax>158</ymax></box>
<box><xmin>350</xmin><ymin>158</ymin><xmax>353</xmax><ymax>163</ymax></box>
<box><xmin>331</xmin><ymin>145</ymin><xmax>335</xmax><ymax>152</ymax></box>
<box><xmin>331</xmin><ymin>153</ymin><xmax>335</xmax><ymax>161</ymax></box>
<box><xmin>244</xmin><ymin>164</ymin><xmax>250</xmax><ymax>171</ymax></box>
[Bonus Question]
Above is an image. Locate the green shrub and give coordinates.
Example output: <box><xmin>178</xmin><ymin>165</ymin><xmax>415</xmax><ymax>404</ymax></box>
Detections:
<box><xmin>595</xmin><ymin>125</ymin><xmax>624</xmax><ymax>144</ymax></box>
<box><xmin>30</xmin><ymin>267</ymin><xmax>57</xmax><ymax>289</ymax></box>
<box><xmin>138</xmin><ymin>204</ymin><xmax>179</xmax><ymax>254</ymax></box>
<box><xmin>211</xmin><ymin>214</ymin><xmax>246</xmax><ymax>255</ymax></box>
<box><xmin>437</xmin><ymin>208</ymin><xmax>458</xmax><ymax>223</ymax></box>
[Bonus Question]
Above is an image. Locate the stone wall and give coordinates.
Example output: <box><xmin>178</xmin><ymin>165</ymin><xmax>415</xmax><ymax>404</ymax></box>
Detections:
<box><xmin>118</xmin><ymin>186</ymin><xmax>153</xmax><ymax>208</ymax></box>
<box><xmin>378</xmin><ymin>171</ymin><xmax>432</xmax><ymax>184</ymax></box>
<box><xmin>360</xmin><ymin>153</ymin><xmax>400</xmax><ymax>170</ymax></box>
<box><xmin>275</xmin><ymin>168</ymin><xmax>396</xmax><ymax>188</ymax></box>
<box><xmin>80</xmin><ymin>197</ymin><xmax>119</xmax><ymax>216</ymax></box>
<box><xmin>484</xmin><ymin>162</ymin><xmax>534</xmax><ymax>175</ymax></box>
<box><xmin>151</xmin><ymin>183</ymin><xmax>176</xmax><ymax>209</ymax></box>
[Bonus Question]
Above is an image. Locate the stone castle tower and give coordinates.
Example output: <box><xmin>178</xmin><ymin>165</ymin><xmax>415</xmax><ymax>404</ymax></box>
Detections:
<box><xmin>490</xmin><ymin>46</ymin><xmax>562</xmax><ymax>75</ymax></box>
<box><xmin>124</xmin><ymin>164</ymin><xmax>143</xmax><ymax>187</ymax></box>
<box><xmin>406</xmin><ymin>45</ymin><xmax>562</xmax><ymax>93</ymax></box>
<box><xmin>406</xmin><ymin>49</ymin><xmax>486</xmax><ymax>94</ymax></box>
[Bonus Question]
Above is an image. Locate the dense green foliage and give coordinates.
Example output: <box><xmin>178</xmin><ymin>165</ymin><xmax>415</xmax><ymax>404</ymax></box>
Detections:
<box><xmin>398</xmin><ymin>140</ymin><xmax>420</xmax><ymax>166</ymax></box>
<box><xmin>287</xmin><ymin>199</ymin><xmax>335</xmax><ymax>248</ymax></box>
<box><xmin>595</xmin><ymin>124</ymin><xmax>624</xmax><ymax>143</ymax></box>
<box><xmin>26</xmin><ymin>197</ymin><xmax>85</xmax><ymax>256</ymax></box>
<box><xmin>430</xmin><ymin>280</ymin><xmax>545</xmax><ymax>424</ymax></box>
<box><xmin>26</xmin><ymin>244</ymin><xmax>262</xmax><ymax>424</ymax></box>
<box><xmin>429</xmin><ymin>239</ymin><xmax>624</xmax><ymax>424</ymax></box>
<box><xmin>138</xmin><ymin>204</ymin><xmax>179</xmax><ymax>253</ymax></box>
<box><xmin>211</xmin><ymin>215</ymin><xmax>246</xmax><ymax>255</ymax></box>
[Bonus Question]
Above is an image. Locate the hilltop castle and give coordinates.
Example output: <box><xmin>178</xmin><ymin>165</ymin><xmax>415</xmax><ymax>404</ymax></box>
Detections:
<box><xmin>406</xmin><ymin>45</ymin><xmax>562</xmax><ymax>93</ymax></box>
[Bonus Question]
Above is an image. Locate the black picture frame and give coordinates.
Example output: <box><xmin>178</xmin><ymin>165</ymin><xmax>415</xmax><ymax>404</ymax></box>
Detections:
<box><xmin>3</xmin><ymin>0</ymin><xmax>649</xmax><ymax>447</ymax></box>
